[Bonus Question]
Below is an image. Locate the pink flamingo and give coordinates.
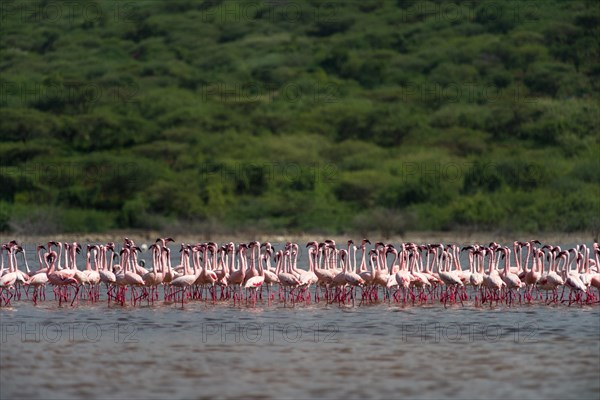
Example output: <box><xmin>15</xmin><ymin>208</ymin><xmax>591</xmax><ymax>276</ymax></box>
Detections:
<box><xmin>244</xmin><ymin>249</ymin><xmax>265</xmax><ymax>303</ymax></box>
<box><xmin>262</xmin><ymin>251</ymin><xmax>279</xmax><ymax>300</ymax></box>
<box><xmin>67</xmin><ymin>243</ymin><xmax>88</xmax><ymax>303</ymax></box>
<box><xmin>361</xmin><ymin>251</ymin><xmax>380</xmax><ymax>300</ymax></box>
<box><xmin>408</xmin><ymin>247</ymin><xmax>431</xmax><ymax>303</ymax></box>
<box><xmin>523</xmin><ymin>245</ymin><xmax>542</xmax><ymax>300</ymax></box>
<box><xmin>563</xmin><ymin>252</ymin><xmax>588</xmax><ymax>304</ymax></box>
<box><xmin>213</xmin><ymin>244</ymin><xmax>231</xmax><ymax>297</ymax></box>
<box><xmin>0</xmin><ymin>244</ymin><xmax>19</xmax><ymax>305</ymax></box>
<box><xmin>27</xmin><ymin>245</ymin><xmax>49</xmax><ymax>276</ymax></box>
<box><xmin>578</xmin><ymin>245</ymin><xmax>594</xmax><ymax>290</ymax></box>
<box><xmin>481</xmin><ymin>247</ymin><xmax>505</xmax><ymax>304</ymax></box>
<box><xmin>243</xmin><ymin>242</ymin><xmax>261</xmax><ymax>286</ymax></box>
<box><xmin>78</xmin><ymin>245</ymin><xmax>100</xmax><ymax>301</ymax></box>
<box><xmin>437</xmin><ymin>246</ymin><xmax>464</xmax><ymax>305</ymax></box>
<box><xmin>291</xmin><ymin>243</ymin><xmax>317</xmax><ymax>301</ymax></box>
<box><xmin>537</xmin><ymin>249</ymin><xmax>564</xmax><ymax>303</ymax></box>
<box><xmin>196</xmin><ymin>244</ymin><xmax>218</xmax><ymax>301</ymax></box>
<box><xmin>372</xmin><ymin>244</ymin><xmax>390</xmax><ymax>293</ymax></box>
<box><xmin>469</xmin><ymin>249</ymin><xmax>484</xmax><ymax>291</ymax></box>
<box><xmin>518</xmin><ymin>241</ymin><xmax>535</xmax><ymax>281</ymax></box>
<box><xmin>229</xmin><ymin>244</ymin><xmax>248</xmax><ymax>302</ymax></box>
<box><xmin>510</xmin><ymin>241</ymin><xmax>524</xmax><ymax>275</ymax></box>
<box><xmin>277</xmin><ymin>250</ymin><xmax>301</xmax><ymax>302</ymax></box>
<box><xmin>170</xmin><ymin>246</ymin><xmax>198</xmax><ymax>307</ymax></box>
<box><xmin>436</xmin><ymin>247</ymin><xmax>462</xmax><ymax>286</ymax></box>
<box><xmin>331</xmin><ymin>249</ymin><xmax>364</xmax><ymax>304</ymax></box>
<box><xmin>25</xmin><ymin>271</ymin><xmax>48</xmax><ymax>305</ymax></box>
<box><xmin>13</xmin><ymin>246</ymin><xmax>30</xmax><ymax>287</ymax></box>
<box><xmin>358</xmin><ymin>240</ymin><xmax>374</xmax><ymax>285</ymax></box>
<box><xmin>394</xmin><ymin>246</ymin><xmax>413</xmax><ymax>302</ymax></box>
<box><xmin>312</xmin><ymin>242</ymin><xmax>336</xmax><ymax>298</ymax></box>
<box><xmin>46</xmin><ymin>251</ymin><xmax>79</xmax><ymax>306</ymax></box>
<box><xmin>500</xmin><ymin>247</ymin><xmax>523</xmax><ymax>304</ymax></box>
<box><xmin>142</xmin><ymin>243</ymin><xmax>163</xmax><ymax>302</ymax></box>
<box><xmin>590</xmin><ymin>243</ymin><xmax>600</xmax><ymax>295</ymax></box>
<box><xmin>99</xmin><ymin>245</ymin><xmax>117</xmax><ymax>300</ymax></box>
<box><xmin>119</xmin><ymin>247</ymin><xmax>145</xmax><ymax>305</ymax></box>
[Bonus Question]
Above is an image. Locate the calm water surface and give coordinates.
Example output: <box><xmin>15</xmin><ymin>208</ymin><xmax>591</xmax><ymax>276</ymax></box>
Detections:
<box><xmin>1</xmin><ymin>242</ymin><xmax>599</xmax><ymax>399</ymax></box>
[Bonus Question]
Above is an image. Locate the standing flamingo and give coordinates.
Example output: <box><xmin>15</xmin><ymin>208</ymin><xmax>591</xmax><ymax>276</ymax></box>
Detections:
<box><xmin>46</xmin><ymin>251</ymin><xmax>79</xmax><ymax>306</ymax></box>
<box><xmin>170</xmin><ymin>246</ymin><xmax>199</xmax><ymax>307</ymax></box>
<box><xmin>244</xmin><ymin>249</ymin><xmax>265</xmax><ymax>303</ymax></box>
<box><xmin>500</xmin><ymin>247</ymin><xmax>523</xmax><ymax>304</ymax></box>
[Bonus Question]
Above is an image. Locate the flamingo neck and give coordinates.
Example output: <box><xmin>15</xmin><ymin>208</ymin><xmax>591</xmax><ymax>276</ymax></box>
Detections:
<box><xmin>360</xmin><ymin>246</ymin><xmax>367</xmax><ymax>272</ymax></box>
<box><xmin>524</xmin><ymin>245</ymin><xmax>531</xmax><ymax>272</ymax></box>
<box><xmin>487</xmin><ymin>251</ymin><xmax>494</xmax><ymax>274</ymax></box>
<box><xmin>57</xmin><ymin>243</ymin><xmax>63</xmax><ymax>270</ymax></box>
<box><xmin>37</xmin><ymin>248</ymin><xmax>45</xmax><ymax>271</ymax></box>
<box><xmin>513</xmin><ymin>243</ymin><xmax>521</xmax><ymax>270</ymax></box>
<box><xmin>86</xmin><ymin>250</ymin><xmax>91</xmax><ymax>271</ymax></box>
<box><xmin>275</xmin><ymin>253</ymin><xmax>282</xmax><ymax>274</ymax></box>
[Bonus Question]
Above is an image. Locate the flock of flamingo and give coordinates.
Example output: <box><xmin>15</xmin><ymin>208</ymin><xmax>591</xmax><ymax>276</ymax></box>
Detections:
<box><xmin>0</xmin><ymin>238</ymin><xmax>599</xmax><ymax>308</ymax></box>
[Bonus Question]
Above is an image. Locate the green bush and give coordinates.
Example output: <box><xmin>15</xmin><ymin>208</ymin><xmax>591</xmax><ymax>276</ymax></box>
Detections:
<box><xmin>0</xmin><ymin>202</ymin><xmax>10</xmax><ymax>231</ymax></box>
<box><xmin>0</xmin><ymin>0</ymin><xmax>597</xmax><ymax>234</ymax></box>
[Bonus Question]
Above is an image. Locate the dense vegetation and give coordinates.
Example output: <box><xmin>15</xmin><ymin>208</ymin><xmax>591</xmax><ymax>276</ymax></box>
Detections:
<box><xmin>1</xmin><ymin>0</ymin><xmax>599</xmax><ymax>236</ymax></box>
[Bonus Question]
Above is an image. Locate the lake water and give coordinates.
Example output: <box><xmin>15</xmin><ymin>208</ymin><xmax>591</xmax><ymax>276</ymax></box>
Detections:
<box><xmin>1</xmin><ymin>242</ymin><xmax>599</xmax><ymax>399</ymax></box>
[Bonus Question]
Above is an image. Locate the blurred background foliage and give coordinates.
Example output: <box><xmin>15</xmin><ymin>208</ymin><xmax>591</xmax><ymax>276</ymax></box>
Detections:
<box><xmin>0</xmin><ymin>0</ymin><xmax>598</xmax><ymax>235</ymax></box>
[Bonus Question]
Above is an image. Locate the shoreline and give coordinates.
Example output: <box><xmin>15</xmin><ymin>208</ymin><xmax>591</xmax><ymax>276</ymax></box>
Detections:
<box><xmin>1</xmin><ymin>230</ymin><xmax>596</xmax><ymax>245</ymax></box>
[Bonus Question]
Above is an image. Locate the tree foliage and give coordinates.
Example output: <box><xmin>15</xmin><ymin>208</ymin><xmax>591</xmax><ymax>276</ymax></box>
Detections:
<box><xmin>1</xmin><ymin>0</ymin><xmax>599</xmax><ymax>234</ymax></box>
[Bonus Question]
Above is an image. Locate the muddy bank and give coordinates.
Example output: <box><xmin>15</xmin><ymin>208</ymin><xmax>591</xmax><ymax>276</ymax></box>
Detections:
<box><xmin>1</xmin><ymin>230</ymin><xmax>595</xmax><ymax>245</ymax></box>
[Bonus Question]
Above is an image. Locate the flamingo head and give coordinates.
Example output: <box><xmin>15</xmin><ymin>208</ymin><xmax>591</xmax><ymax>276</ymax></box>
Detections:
<box><xmin>65</xmin><ymin>277</ymin><xmax>78</xmax><ymax>285</ymax></box>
